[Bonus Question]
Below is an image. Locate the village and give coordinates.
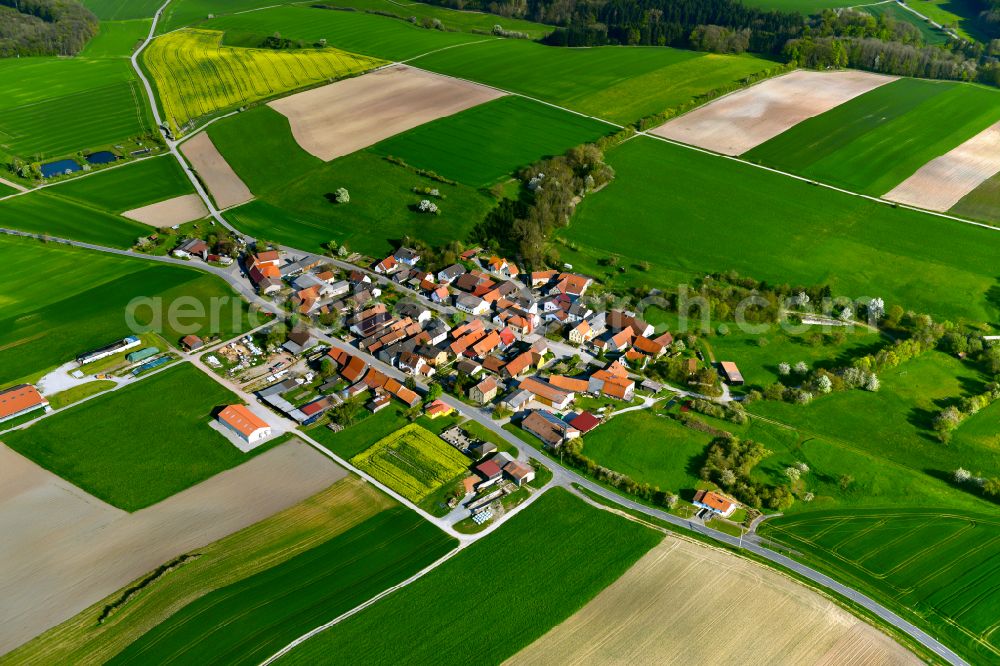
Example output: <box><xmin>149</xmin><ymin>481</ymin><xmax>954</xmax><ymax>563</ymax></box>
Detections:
<box><xmin>0</xmin><ymin>237</ymin><xmax>751</xmax><ymax>532</ymax></box>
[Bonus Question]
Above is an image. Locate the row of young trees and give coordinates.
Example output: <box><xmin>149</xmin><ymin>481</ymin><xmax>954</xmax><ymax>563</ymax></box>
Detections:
<box><xmin>0</xmin><ymin>0</ymin><xmax>97</xmax><ymax>57</ymax></box>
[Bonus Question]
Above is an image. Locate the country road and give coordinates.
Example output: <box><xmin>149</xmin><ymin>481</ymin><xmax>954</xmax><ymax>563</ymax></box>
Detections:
<box><xmin>0</xmin><ymin>2</ymin><xmax>968</xmax><ymax>662</ymax></box>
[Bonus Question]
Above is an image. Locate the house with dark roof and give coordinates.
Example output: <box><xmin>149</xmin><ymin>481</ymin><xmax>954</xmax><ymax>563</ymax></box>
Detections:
<box><xmin>521</xmin><ymin>410</ymin><xmax>579</xmax><ymax>448</ymax></box>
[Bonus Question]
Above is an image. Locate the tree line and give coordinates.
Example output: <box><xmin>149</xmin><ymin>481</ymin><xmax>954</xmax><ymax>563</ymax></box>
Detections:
<box><xmin>0</xmin><ymin>0</ymin><xmax>98</xmax><ymax>57</ymax></box>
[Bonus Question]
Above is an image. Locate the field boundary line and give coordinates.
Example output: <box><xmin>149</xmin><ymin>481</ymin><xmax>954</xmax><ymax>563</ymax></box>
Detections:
<box><xmin>258</xmin><ymin>545</ymin><xmax>463</xmax><ymax>666</ymax></box>
<box><xmin>400</xmin><ymin>37</ymin><xmax>501</xmax><ymax>64</ymax></box>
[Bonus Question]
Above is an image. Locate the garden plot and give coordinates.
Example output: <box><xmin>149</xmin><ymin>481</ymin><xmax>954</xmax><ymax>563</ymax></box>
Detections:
<box><xmin>650</xmin><ymin>70</ymin><xmax>896</xmax><ymax>155</ymax></box>
<box><xmin>510</xmin><ymin>536</ymin><xmax>918</xmax><ymax>665</ymax></box>
<box><xmin>884</xmin><ymin>120</ymin><xmax>1000</xmax><ymax>211</ymax></box>
<box><xmin>268</xmin><ymin>64</ymin><xmax>504</xmax><ymax>161</ymax></box>
<box><xmin>122</xmin><ymin>193</ymin><xmax>208</xmax><ymax>227</ymax></box>
<box><xmin>180</xmin><ymin>132</ymin><xmax>253</xmax><ymax>208</ymax></box>
<box><xmin>0</xmin><ymin>440</ymin><xmax>343</xmax><ymax>654</ymax></box>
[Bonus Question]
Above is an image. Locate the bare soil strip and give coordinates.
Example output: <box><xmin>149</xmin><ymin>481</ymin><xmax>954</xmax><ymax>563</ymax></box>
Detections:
<box><xmin>508</xmin><ymin>537</ymin><xmax>919</xmax><ymax>665</ymax></box>
<box><xmin>179</xmin><ymin>132</ymin><xmax>253</xmax><ymax>209</ymax></box>
<box><xmin>268</xmin><ymin>64</ymin><xmax>505</xmax><ymax>161</ymax></box>
<box><xmin>0</xmin><ymin>176</ymin><xmax>28</xmax><ymax>193</ymax></box>
<box><xmin>650</xmin><ymin>70</ymin><xmax>897</xmax><ymax>156</ymax></box>
<box><xmin>884</xmin><ymin>120</ymin><xmax>1000</xmax><ymax>211</ymax></box>
<box><xmin>0</xmin><ymin>440</ymin><xmax>345</xmax><ymax>655</ymax></box>
<box><xmin>121</xmin><ymin>193</ymin><xmax>209</xmax><ymax>227</ymax></box>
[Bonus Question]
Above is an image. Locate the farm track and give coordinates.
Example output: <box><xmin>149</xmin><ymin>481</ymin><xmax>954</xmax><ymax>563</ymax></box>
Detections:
<box><xmin>0</xmin><ymin>2</ymin><xmax>967</xmax><ymax>662</ymax></box>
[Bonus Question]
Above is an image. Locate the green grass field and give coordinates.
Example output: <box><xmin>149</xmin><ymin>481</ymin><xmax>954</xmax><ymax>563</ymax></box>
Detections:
<box><xmin>6</xmin><ymin>478</ymin><xmax>399</xmax><ymax>663</ymax></box>
<box><xmin>370</xmin><ymin>96</ymin><xmax>614</xmax><ymax>187</ymax></box>
<box><xmin>205</xmin><ymin>105</ymin><xmax>322</xmax><ymax>195</ymax></box>
<box><xmin>560</xmin><ymin>136</ymin><xmax>1000</xmax><ymax>323</ymax></box>
<box><xmin>282</xmin><ymin>488</ymin><xmax>662</xmax><ymax>664</ymax></box>
<box><xmin>0</xmin><ymin>57</ymin><xmax>152</xmax><ymax>162</ymax></box>
<box><xmin>43</xmin><ymin>156</ymin><xmax>194</xmax><ymax>213</ymax></box>
<box><xmin>351</xmin><ymin>424</ymin><xmax>471</xmax><ymax>503</ymax></box>
<box><xmin>109</xmin><ymin>506</ymin><xmax>455</xmax><ymax>665</ymax></box>
<box><xmin>305</xmin><ymin>406</ymin><xmax>409</xmax><ymax>458</ymax></box>
<box><xmin>951</xmin><ymin>169</ymin><xmax>1000</xmax><ymax>225</ymax></box>
<box><xmin>760</xmin><ymin>508</ymin><xmax>1000</xmax><ymax>663</ymax></box>
<box><xmin>743</xmin><ymin>78</ymin><xmax>1000</xmax><ymax>195</ymax></box>
<box><xmin>205</xmin><ymin>5</ymin><xmax>490</xmax><ymax>61</ymax></box>
<box><xmin>863</xmin><ymin>1</ymin><xmax>948</xmax><ymax>44</ymax></box>
<box><xmin>143</xmin><ymin>28</ymin><xmax>384</xmax><ymax>132</ymax></box>
<box><xmin>82</xmin><ymin>0</ymin><xmax>163</xmax><ymax>20</ymax></box>
<box><xmin>319</xmin><ymin>0</ymin><xmax>552</xmax><ymax>37</ymax></box>
<box><xmin>0</xmin><ymin>189</ymin><xmax>151</xmax><ymax>247</ymax></box>
<box><xmin>0</xmin><ymin>235</ymin><xmax>250</xmax><ymax>385</ymax></box>
<box><xmin>161</xmin><ymin>0</ymin><xmax>310</xmax><ymax>32</ymax></box>
<box><xmin>2</xmin><ymin>364</ymin><xmax>267</xmax><ymax>511</ymax></box>
<box><xmin>412</xmin><ymin>39</ymin><xmax>779</xmax><ymax>125</ymax></box>
<box><xmin>79</xmin><ymin>19</ymin><xmax>152</xmax><ymax>57</ymax></box>
<box><xmin>751</xmin><ymin>352</ymin><xmax>999</xmax><ymax>488</ymax></box>
<box><xmin>226</xmin><ymin>150</ymin><xmax>495</xmax><ymax>256</ymax></box>
<box><xmin>904</xmin><ymin>0</ymin><xmax>988</xmax><ymax>41</ymax></box>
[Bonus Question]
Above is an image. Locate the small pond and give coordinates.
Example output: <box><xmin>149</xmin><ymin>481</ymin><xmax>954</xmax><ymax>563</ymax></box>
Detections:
<box><xmin>85</xmin><ymin>151</ymin><xmax>118</xmax><ymax>165</ymax></box>
<box><xmin>40</xmin><ymin>159</ymin><xmax>81</xmax><ymax>178</ymax></box>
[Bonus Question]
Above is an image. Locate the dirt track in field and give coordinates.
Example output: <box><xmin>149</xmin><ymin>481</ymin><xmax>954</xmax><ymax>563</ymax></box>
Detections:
<box><xmin>268</xmin><ymin>64</ymin><xmax>505</xmax><ymax>161</ymax></box>
<box><xmin>122</xmin><ymin>193</ymin><xmax>209</xmax><ymax>227</ymax></box>
<box><xmin>650</xmin><ymin>70</ymin><xmax>897</xmax><ymax>155</ymax></box>
<box><xmin>508</xmin><ymin>537</ymin><xmax>918</xmax><ymax>666</ymax></box>
<box><xmin>0</xmin><ymin>440</ymin><xmax>344</xmax><ymax>655</ymax></box>
<box><xmin>884</xmin><ymin>120</ymin><xmax>1000</xmax><ymax>211</ymax></box>
<box><xmin>179</xmin><ymin>132</ymin><xmax>253</xmax><ymax>209</ymax></box>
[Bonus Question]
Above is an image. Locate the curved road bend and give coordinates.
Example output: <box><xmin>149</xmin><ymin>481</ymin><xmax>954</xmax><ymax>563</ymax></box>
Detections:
<box><xmin>25</xmin><ymin>5</ymin><xmax>962</xmax><ymax>662</ymax></box>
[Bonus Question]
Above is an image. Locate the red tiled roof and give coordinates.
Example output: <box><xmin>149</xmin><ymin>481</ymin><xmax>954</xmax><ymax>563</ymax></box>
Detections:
<box><xmin>0</xmin><ymin>384</ymin><xmax>47</xmax><ymax>420</ymax></box>
<box><xmin>569</xmin><ymin>411</ymin><xmax>600</xmax><ymax>433</ymax></box>
<box><xmin>218</xmin><ymin>404</ymin><xmax>269</xmax><ymax>436</ymax></box>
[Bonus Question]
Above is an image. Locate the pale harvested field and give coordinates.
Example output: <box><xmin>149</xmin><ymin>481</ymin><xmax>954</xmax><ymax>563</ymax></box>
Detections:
<box><xmin>0</xmin><ymin>440</ymin><xmax>344</xmax><ymax>655</ymax></box>
<box><xmin>122</xmin><ymin>193</ymin><xmax>208</xmax><ymax>227</ymax></box>
<box><xmin>650</xmin><ymin>70</ymin><xmax>897</xmax><ymax>155</ymax></box>
<box><xmin>268</xmin><ymin>64</ymin><xmax>505</xmax><ymax>161</ymax></box>
<box><xmin>884</xmin><ymin>120</ymin><xmax>1000</xmax><ymax>211</ymax></box>
<box><xmin>179</xmin><ymin>132</ymin><xmax>253</xmax><ymax>208</ymax></box>
<box><xmin>508</xmin><ymin>537</ymin><xmax>918</xmax><ymax>666</ymax></box>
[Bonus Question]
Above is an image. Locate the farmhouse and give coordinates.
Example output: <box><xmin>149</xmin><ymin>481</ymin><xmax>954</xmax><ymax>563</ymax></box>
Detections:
<box><xmin>692</xmin><ymin>489</ymin><xmax>740</xmax><ymax>518</ymax></box>
<box><xmin>217</xmin><ymin>405</ymin><xmax>272</xmax><ymax>445</ymax></box>
<box><xmin>0</xmin><ymin>384</ymin><xmax>50</xmax><ymax>423</ymax></box>
<box><xmin>469</xmin><ymin>376</ymin><xmax>500</xmax><ymax>404</ymax></box>
<box><xmin>181</xmin><ymin>335</ymin><xmax>204</xmax><ymax>351</ymax></box>
<box><xmin>521</xmin><ymin>410</ymin><xmax>579</xmax><ymax>448</ymax></box>
<box><xmin>503</xmin><ymin>460</ymin><xmax>536</xmax><ymax>486</ymax></box>
<box><xmin>424</xmin><ymin>399</ymin><xmax>453</xmax><ymax>419</ymax></box>
<box><xmin>518</xmin><ymin>376</ymin><xmax>574</xmax><ymax>410</ymax></box>
<box><xmin>569</xmin><ymin>411</ymin><xmax>601</xmax><ymax>434</ymax></box>
<box><xmin>474</xmin><ymin>459</ymin><xmax>504</xmax><ymax>488</ymax></box>
<box><xmin>485</xmin><ymin>256</ymin><xmax>519</xmax><ymax>279</ymax></box>
<box><xmin>455</xmin><ymin>293</ymin><xmax>489</xmax><ymax>316</ymax></box>
<box><xmin>719</xmin><ymin>361</ymin><xmax>745</xmax><ymax>385</ymax></box>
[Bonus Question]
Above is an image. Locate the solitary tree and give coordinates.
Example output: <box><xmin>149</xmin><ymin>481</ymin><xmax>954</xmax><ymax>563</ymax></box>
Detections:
<box><xmin>794</xmin><ymin>361</ymin><xmax>808</xmax><ymax>375</ymax></box>
<box><xmin>954</xmin><ymin>468</ymin><xmax>971</xmax><ymax>484</ymax></box>
<box><xmin>778</xmin><ymin>362</ymin><xmax>791</xmax><ymax>376</ymax></box>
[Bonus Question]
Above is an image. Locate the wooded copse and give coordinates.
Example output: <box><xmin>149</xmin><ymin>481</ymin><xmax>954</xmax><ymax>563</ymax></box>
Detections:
<box><xmin>0</xmin><ymin>0</ymin><xmax>97</xmax><ymax>57</ymax></box>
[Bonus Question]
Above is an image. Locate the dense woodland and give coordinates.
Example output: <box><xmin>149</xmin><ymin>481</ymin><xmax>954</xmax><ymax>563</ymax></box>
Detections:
<box><xmin>0</xmin><ymin>0</ymin><xmax>97</xmax><ymax>57</ymax></box>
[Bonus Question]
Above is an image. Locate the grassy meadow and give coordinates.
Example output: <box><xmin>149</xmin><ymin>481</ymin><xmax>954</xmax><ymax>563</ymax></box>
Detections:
<box><xmin>862</xmin><ymin>1</ymin><xmax>948</xmax><ymax>44</ymax></box>
<box><xmin>205</xmin><ymin>5</ymin><xmax>490</xmax><ymax>61</ymax></box>
<box><xmin>160</xmin><ymin>0</ymin><xmax>311</xmax><ymax>32</ymax></box>
<box><xmin>0</xmin><ymin>189</ymin><xmax>151</xmax><ymax>247</ymax></box>
<box><xmin>0</xmin><ymin>56</ymin><xmax>152</xmax><ymax>162</ymax></box>
<box><xmin>79</xmin><ymin>19</ymin><xmax>152</xmax><ymax>57</ymax></box>
<box><xmin>282</xmin><ymin>488</ymin><xmax>663</xmax><ymax>664</ymax></box>
<box><xmin>412</xmin><ymin>39</ymin><xmax>779</xmax><ymax>125</ymax></box>
<box><xmin>226</xmin><ymin>151</ymin><xmax>495</xmax><ymax>256</ymax></box>
<box><xmin>2</xmin><ymin>364</ymin><xmax>265</xmax><ymax>511</ymax></box>
<box><xmin>760</xmin><ymin>508</ymin><xmax>1000</xmax><ymax>663</ymax></box>
<box><xmin>319</xmin><ymin>0</ymin><xmax>552</xmax><ymax>38</ymax></box>
<box><xmin>743</xmin><ymin>78</ymin><xmax>1000</xmax><ymax>195</ymax></box>
<box><xmin>143</xmin><ymin>28</ymin><xmax>384</xmax><ymax>132</ymax></box>
<box><xmin>370</xmin><ymin>96</ymin><xmax>614</xmax><ymax>187</ymax></box>
<box><xmin>904</xmin><ymin>0</ymin><xmax>988</xmax><ymax>41</ymax></box>
<box><xmin>951</xmin><ymin>169</ymin><xmax>1000</xmax><ymax>225</ymax></box>
<box><xmin>0</xmin><ymin>235</ymin><xmax>250</xmax><ymax>386</ymax></box>
<box><xmin>43</xmin><ymin>156</ymin><xmax>194</xmax><ymax>213</ymax></box>
<box><xmin>82</xmin><ymin>0</ymin><xmax>163</xmax><ymax>20</ymax></box>
<box><xmin>110</xmin><ymin>507</ymin><xmax>455</xmax><ymax>665</ymax></box>
<box><xmin>560</xmin><ymin>136</ymin><xmax>1000</xmax><ymax>324</ymax></box>
<box><xmin>7</xmin><ymin>478</ymin><xmax>398</xmax><ymax>663</ymax></box>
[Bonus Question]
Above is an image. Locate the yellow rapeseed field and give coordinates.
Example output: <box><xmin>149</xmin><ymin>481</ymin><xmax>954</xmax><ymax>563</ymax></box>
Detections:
<box><xmin>144</xmin><ymin>29</ymin><xmax>384</xmax><ymax>133</ymax></box>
